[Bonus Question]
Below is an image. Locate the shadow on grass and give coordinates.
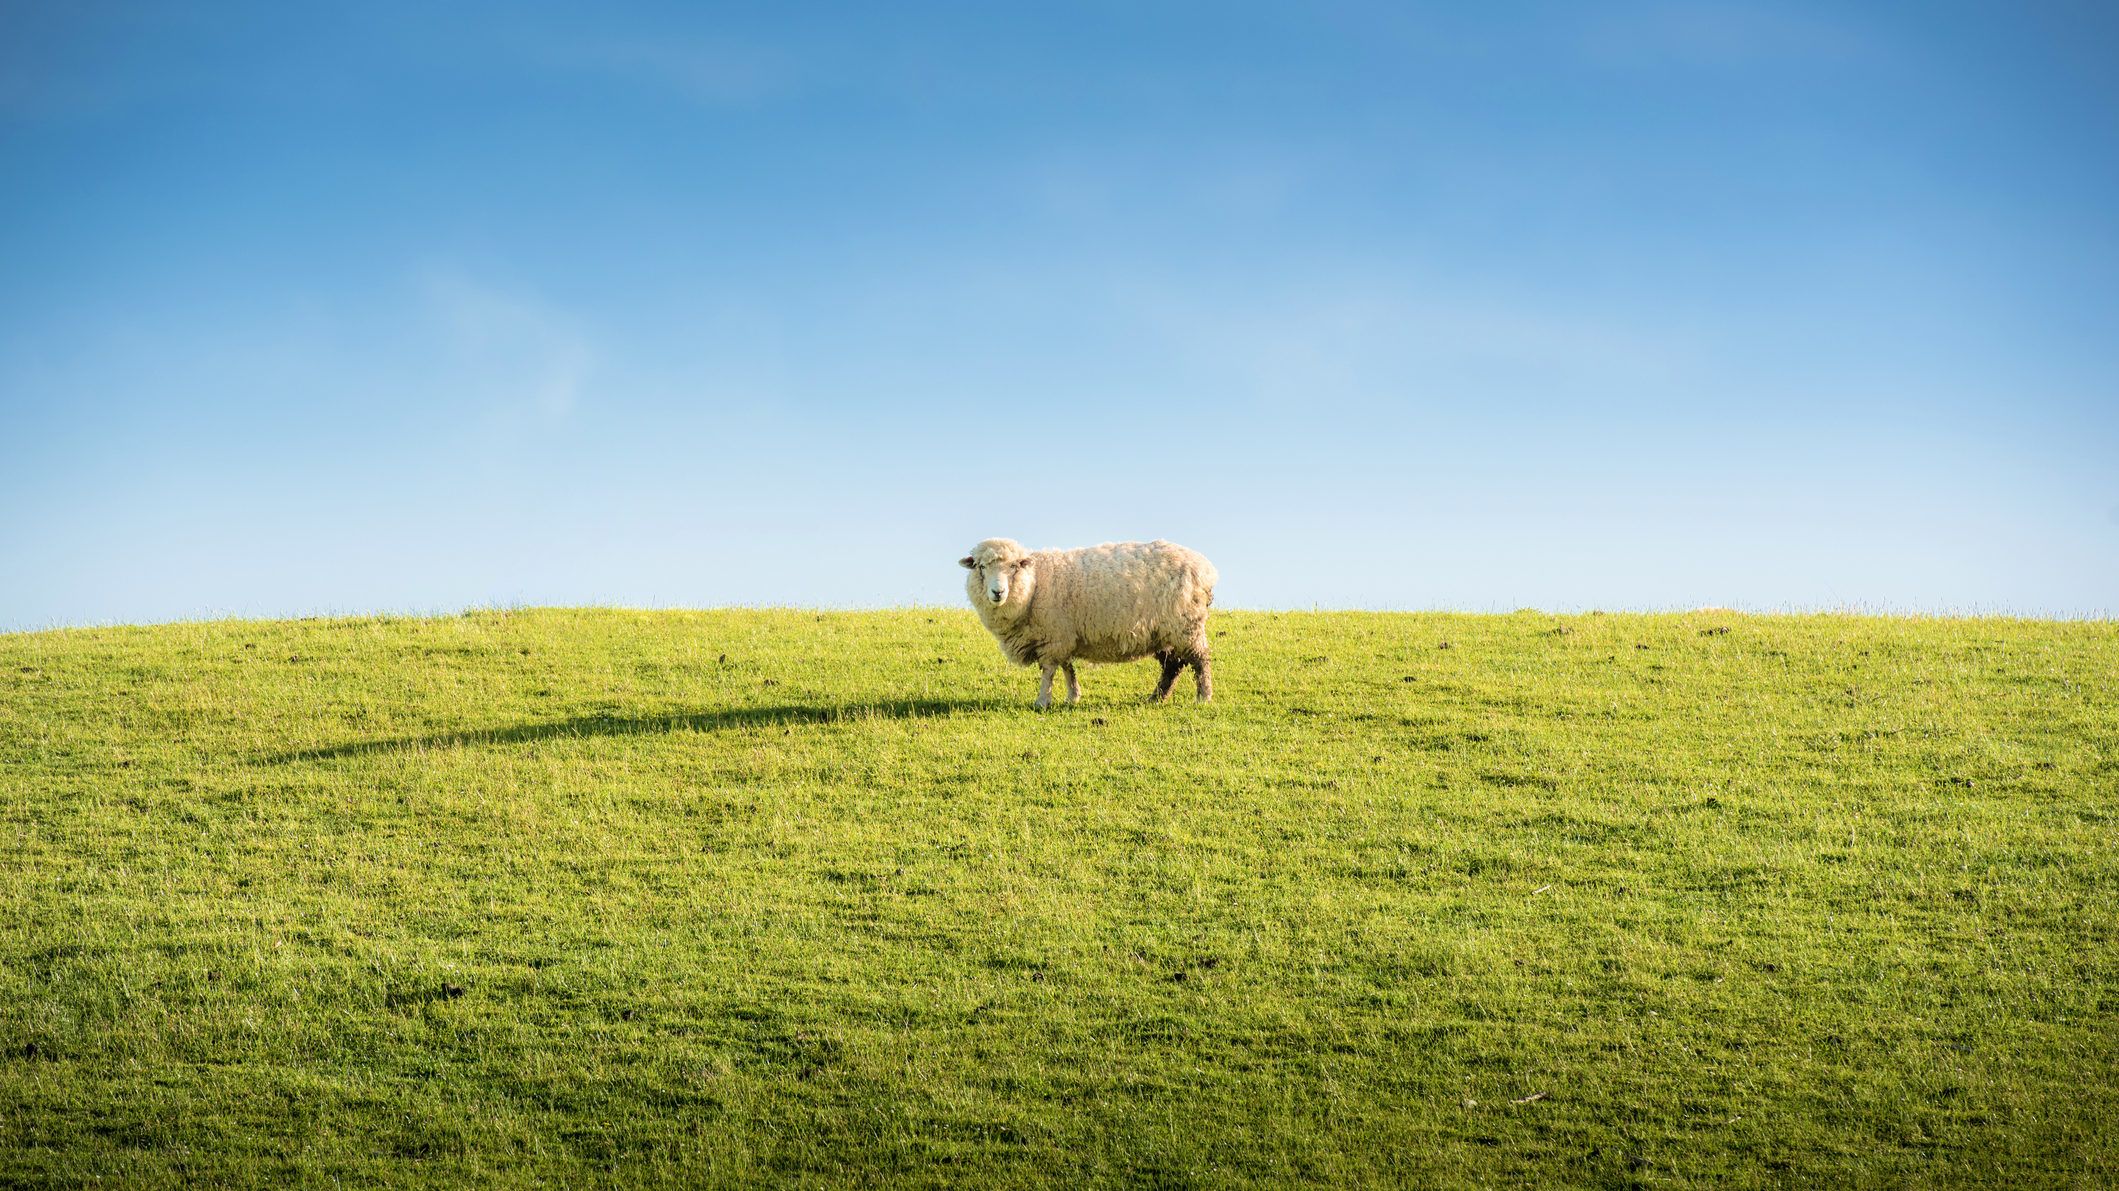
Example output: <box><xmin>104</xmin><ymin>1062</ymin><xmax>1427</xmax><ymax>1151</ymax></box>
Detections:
<box><xmin>260</xmin><ymin>698</ymin><xmax>1014</xmax><ymax>764</ymax></box>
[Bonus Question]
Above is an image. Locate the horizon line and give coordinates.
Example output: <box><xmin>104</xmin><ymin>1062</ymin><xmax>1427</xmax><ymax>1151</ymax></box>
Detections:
<box><xmin>6</xmin><ymin>600</ymin><xmax>2113</xmax><ymax>637</ymax></box>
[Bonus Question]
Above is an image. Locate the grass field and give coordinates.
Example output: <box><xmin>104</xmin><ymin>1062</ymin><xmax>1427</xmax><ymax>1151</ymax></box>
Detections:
<box><xmin>2</xmin><ymin>607</ymin><xmax>2114</xmax><ymax>1187</ymax></box>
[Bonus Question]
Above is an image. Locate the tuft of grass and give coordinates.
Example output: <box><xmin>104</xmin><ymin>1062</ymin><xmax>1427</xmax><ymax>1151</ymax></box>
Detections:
<box><xmin>2</xmin><ymin>607</ymin><xmax>2114</xmax><ymax>1187</ymax></box>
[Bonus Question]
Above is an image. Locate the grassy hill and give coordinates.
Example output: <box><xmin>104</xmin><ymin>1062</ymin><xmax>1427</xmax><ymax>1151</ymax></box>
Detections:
<box><xmin>2</xmin><ymin>607</ymin><xmax>2114</xmax><ymax>1187</ymax></box>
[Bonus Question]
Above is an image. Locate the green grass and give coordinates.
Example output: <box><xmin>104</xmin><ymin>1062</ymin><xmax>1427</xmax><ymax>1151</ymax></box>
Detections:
<box><xmin>2</xmin><ymin>607</ymin><xmax>2114</xmax><ymax>1188</ymax></box>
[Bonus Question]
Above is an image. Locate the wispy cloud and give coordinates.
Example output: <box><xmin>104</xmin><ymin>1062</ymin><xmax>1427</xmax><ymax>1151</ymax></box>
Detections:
<box><xmin>1576</xmin><ymin>2</ymin><xmax>1872</xmax><ymax>70</ymax></box>
<box><xmin>421</xmin><ymin>272</ymin><xmax>594</xmax><ymax>422</ymax></box>
<box><xmin>1115</xmin><ymin>272</ymin><xmax>1692</xmax><ymax>414</ymax></box>
<box><xmin>513</xmin><ymin>31</ymin><xmax>796</xmax><ymax>106</ymax></box>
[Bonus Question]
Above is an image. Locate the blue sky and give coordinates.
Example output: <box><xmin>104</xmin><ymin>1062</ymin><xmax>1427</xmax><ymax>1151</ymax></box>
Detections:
<box><xmin>3</xmin><ymin>1</ymin><xmax>2114</xmax><ymax>628</ymax></box>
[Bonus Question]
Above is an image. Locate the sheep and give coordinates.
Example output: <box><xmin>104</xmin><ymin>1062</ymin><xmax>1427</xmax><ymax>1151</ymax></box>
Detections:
<box><xmin>958</xmin><ymin>537</ymin><xmax>1218</xmax><ymax>708</ymax></box>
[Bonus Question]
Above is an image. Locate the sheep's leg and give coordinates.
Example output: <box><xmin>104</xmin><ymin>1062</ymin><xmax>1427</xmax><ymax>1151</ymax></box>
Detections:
<box><xmin>1152</xmin><ymin>650</ymin><xmax>1184</xmax><ymax>702</ymax></box>
<box><xmin>1062</xmin><ymin>661</ymin><xmax>1080</xmax><ymax>704</ymax></box>
<box><xmin>1035</xmin><ymin>662</ymin><xmax>1057</xmax><ymax>709</ymax></box>
<box><xmin>1192</xmin><ymin>648</ymin><xmax>1213</xmax><ymax>703</ymax></box>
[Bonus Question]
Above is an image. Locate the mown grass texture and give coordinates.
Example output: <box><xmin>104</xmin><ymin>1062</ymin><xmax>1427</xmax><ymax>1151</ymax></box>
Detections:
<box><xmin>2</xmin><ymin>607</ymin><xmax>2114</xmax><ymax>1187</ymax></box>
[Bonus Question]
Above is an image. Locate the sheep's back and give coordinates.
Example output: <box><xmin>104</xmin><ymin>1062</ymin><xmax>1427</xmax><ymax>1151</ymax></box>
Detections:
<box><xmin>1035</xmin><ymin>540</ymin><xmax>1214</xmax><ymax>661</ymax></box>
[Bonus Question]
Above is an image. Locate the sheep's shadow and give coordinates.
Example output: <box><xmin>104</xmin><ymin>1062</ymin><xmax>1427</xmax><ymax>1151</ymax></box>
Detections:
<box><xmin>259</xmin><ymin>698</ymin><xmax>1012</xmax><ymax>765</ymax></box>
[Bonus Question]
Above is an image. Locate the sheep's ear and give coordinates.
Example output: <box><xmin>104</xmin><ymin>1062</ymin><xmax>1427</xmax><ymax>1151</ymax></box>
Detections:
<box><xmin>958</xmin><ymin>556</ymin><xmax>975</xmax><ymax>569</ymax></box>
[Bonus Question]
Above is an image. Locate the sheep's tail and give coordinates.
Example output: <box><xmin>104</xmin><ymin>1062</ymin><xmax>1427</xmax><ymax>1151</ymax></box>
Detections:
<box><xmin>1196</xmin><ymin>557</ymin><xmax>1220</xmax><ymax>607</ymax></box>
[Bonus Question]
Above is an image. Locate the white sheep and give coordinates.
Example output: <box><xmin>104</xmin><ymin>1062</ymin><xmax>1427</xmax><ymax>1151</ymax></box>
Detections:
<box><xmin>958</xmin><ymin>538</ymin><xmax>1219</xmax><ymax>708</ymax></box>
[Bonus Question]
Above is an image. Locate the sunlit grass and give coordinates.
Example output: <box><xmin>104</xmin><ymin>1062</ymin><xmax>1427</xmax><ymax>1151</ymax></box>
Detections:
<box><xmin>3</xmin><ymin>607</ymin><xmax>2114</xmax><ymax>1186</ymax></box>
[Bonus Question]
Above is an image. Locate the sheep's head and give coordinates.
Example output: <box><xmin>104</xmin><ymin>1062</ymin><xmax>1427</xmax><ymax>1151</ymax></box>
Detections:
<box><xmin>959</xmin><ymin>538</ymin><xmax>1034</xmax><ymax>612</ymax></box>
